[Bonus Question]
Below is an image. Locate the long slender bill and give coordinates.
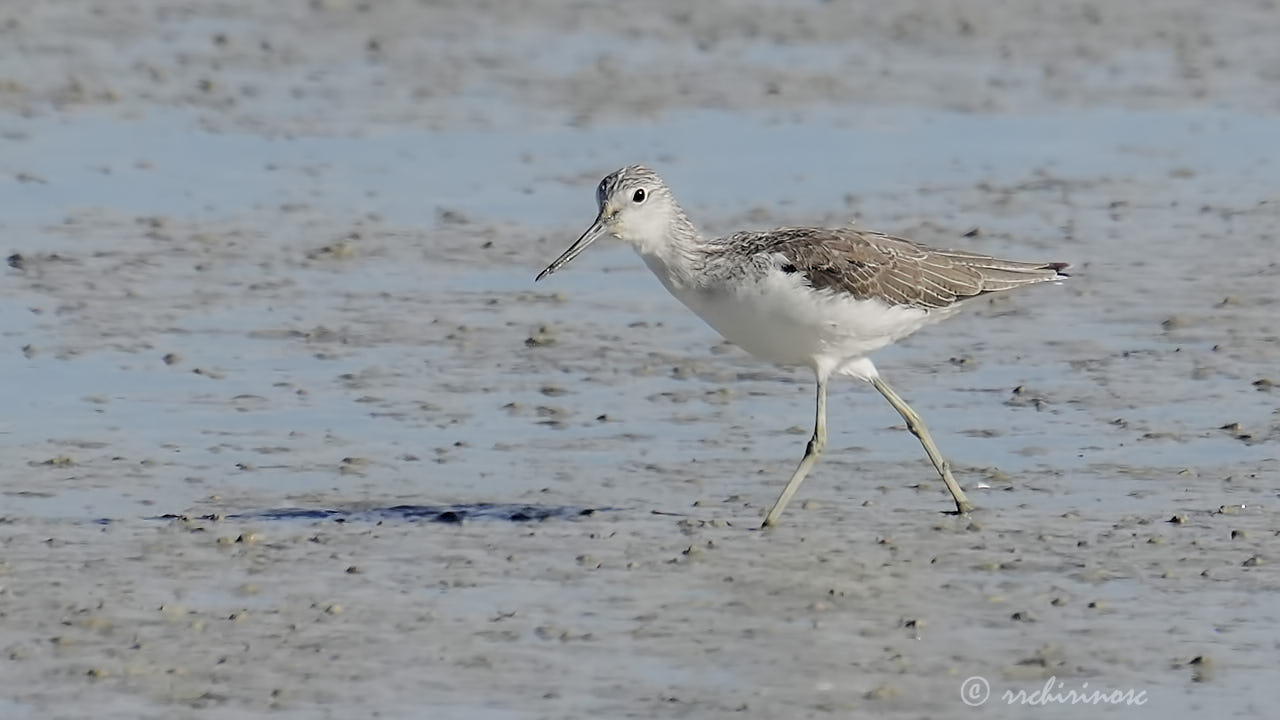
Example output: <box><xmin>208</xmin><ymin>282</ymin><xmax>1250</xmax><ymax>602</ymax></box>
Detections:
<box><xmin>535</xmin><ymin>214</ymin><xmax>609</xmax><ymax>281</ymax></box>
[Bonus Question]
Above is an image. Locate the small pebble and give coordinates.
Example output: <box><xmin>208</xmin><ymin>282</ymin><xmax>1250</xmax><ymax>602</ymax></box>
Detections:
<box><xmin>160</xmin><ymin>604</ymin><xmax>187</xmax><ymax>621</ymax></box>
<box><xmin>865</xmin><ymin>685</ymin><xmax>899</xmax><ymax>701</ymax></box>
<box><xmin>1189</xmin><ymin>655</ymin><xmax>1215</xmax><ymax>683</ymax></box>
<box><xmin>524</xmin><ymin>326</ymin><xmax>557</xmax><ymax>347</ymax></box>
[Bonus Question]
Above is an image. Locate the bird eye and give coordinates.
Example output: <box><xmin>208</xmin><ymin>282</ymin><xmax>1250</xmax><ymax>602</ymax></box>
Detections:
<box><xmin>632</xmin><ymin>188</ymin><xmax>646</xmax><ymax>203</ymax></box>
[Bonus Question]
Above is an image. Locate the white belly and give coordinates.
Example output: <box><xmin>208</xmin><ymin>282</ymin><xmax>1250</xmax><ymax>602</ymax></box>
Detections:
<box><xmin>651</xmin><ymin>261</ymin><xmax>942</xmax><ymax>371</ymax></box>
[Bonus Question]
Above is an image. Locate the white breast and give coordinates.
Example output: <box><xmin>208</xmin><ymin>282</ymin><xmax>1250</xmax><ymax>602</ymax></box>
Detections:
<box><xmin>643</xmin><ymin>256</ymin><xmax>942</xmax><ymax>371</ymax></box>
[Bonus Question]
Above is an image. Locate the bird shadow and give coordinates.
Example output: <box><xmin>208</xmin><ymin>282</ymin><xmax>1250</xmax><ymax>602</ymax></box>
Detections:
<box><xmin>149</xmin><ymin>502</ymin><xmax>611</xmax><ymax>525</ymax></box>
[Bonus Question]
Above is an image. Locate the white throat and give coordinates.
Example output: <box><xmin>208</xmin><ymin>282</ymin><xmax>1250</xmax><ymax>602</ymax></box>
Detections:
<box><xmin>620</xmin><ymin>206</ymin><xmax>701</xmax><ymax>289</ymax></box>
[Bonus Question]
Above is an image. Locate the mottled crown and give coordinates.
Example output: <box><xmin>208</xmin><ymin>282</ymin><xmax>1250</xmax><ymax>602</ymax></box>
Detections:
<box><xmin>596</xmin><ymin>165</ymin><xmax>671</xmax><ymax>208</ymax></box>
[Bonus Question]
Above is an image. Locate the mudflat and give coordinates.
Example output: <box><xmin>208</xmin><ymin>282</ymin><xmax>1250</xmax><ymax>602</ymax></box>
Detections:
<box><xmin>2</xmin><ymin>1</ymin><xmax>1277</xmax><ymax>718</ymax></box>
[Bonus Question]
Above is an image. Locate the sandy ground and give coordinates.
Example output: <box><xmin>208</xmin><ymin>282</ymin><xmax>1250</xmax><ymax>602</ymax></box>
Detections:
<box><xmin>2</xmin><ymin>1</ymin><xmax>1279</xmax><ymax>718</ymax></box>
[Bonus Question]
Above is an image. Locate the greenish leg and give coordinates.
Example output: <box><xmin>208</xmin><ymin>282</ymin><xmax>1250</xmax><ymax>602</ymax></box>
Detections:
<box><xmin>761</xmin><ymin>376</ymin><xmax>828</xmax><ymax>528</ymax></box>
<box><xmin>870</xmin><ymin>376</ymin><xmax>974</xmax><ymax>513</ymax></box>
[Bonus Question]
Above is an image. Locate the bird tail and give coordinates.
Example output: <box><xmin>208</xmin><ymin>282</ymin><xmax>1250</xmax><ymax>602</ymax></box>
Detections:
<box><xmin>940</xmin><ymin>253</ymin><xmax>1070</xmax><ymax>293</ymax></box>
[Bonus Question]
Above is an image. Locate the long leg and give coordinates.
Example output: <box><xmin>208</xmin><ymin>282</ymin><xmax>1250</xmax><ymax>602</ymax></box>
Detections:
<box><xmin>762</xmin><ymin>376</ymin><xmax>828</xmax><ymax>528</ymax></box>
<box><xmin>870</xmin><ymin>376</ymin><xmax>974</xmax><ymax>513</ymax></box>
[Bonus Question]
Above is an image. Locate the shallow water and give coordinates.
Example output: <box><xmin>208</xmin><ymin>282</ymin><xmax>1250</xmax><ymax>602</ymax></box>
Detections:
<box><xmin>7</xmin><ymin>105</ymin><xmax>1279</xmax><ymax>229</ymax></box>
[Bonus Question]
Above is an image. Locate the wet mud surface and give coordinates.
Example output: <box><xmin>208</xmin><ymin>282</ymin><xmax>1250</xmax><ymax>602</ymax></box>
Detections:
<box><xmin>2</xmin><ymin>1</ymin><xmax>1279</xmax><ymax>718</ymax></box>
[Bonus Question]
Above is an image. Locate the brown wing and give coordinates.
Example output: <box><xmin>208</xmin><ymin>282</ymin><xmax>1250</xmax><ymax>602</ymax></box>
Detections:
<box><xmin>732</xmin><ymin>226</ymin><xmax>1070</xmax><ymax>308</ymax></box>
<box><xmin>736</xmin><ymin>227</ymin><xmax>1068</xmax><ymax>310</ymax></box>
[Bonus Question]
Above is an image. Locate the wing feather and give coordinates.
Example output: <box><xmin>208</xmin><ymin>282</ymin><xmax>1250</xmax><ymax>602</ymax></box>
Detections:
<box><xmin>726</xmin><ymin>227</ymin><xmax>1067</xmax><ymax>310</ymax></box>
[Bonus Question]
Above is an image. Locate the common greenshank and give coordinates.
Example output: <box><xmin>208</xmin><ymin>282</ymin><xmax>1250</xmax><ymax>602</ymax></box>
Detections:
<box><xmin>536</xmin><ymin>165</ymin><xmax>1067</xmax><ymax>527</ymax></box>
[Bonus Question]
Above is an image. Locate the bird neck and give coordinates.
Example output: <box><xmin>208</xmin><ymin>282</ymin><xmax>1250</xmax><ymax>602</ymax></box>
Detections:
<box><xmin>635</xmin><ymin>206</ymin><xmax>704</xmax><ymax>289</ymax></box>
